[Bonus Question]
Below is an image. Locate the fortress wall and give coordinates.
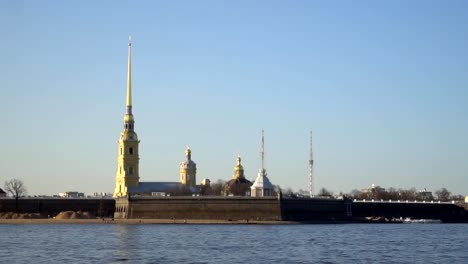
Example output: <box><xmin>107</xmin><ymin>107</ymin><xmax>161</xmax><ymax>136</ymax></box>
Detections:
<box><xmin>0</xmin><ymin>198</ymin><xmax>115</xmax><ymax>217</ymax></box>
<box><xmin>116</xmin><ymin>197</ymin><xmax>281</xmax><ymax>220</ymax></box>
<box><xmin>2</xmin><ymin>197</ymin><xmax>466</xmax><ymax>222</ymax></box>
<box><xmin>280</xmin><ymin>198</ymin><xmax>350</xmax><ymax>221</ymax></box>
<box><xmin>352</xmin><ymin>202</ymin><xmax>468</xmax><ymax>222</ymax></box>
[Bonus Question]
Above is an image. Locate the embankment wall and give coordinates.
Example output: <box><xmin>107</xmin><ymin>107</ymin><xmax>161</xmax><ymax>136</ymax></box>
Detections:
<box><xmin>1</xmin><ymin>197</ymin><xmax>467</xmax><ymax>222</ymax></box>
<box><xmin>0</xmin><ymin>198</ymin><xmax>115</xmax><ymax>217</ymax></box>
<box><xmin>115</xmin><ymin>196</ymin><xmax>282</xmax><ymax>220</ymax></box>
<box><xmin>352</xmin><ymin>201</ymin><xmax>468</xmax><ymax>222</ymax></box>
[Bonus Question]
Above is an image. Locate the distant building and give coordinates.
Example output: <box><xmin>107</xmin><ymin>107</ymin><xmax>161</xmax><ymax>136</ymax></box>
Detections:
<box><xmin>125</xmin><ymin>148</ymin><xmax>201</xmax><ymax>196</ymax></box>
<box><xmin>419</xmin><ymin>188</ymin><xmax>434</xmax><ymax>200</ymax></box>
<box><xmin>224</xmin><ymin>155</ymin><xmax>252</xmax><ymax>196</ymax></box>
<box><xmin>465</xmin><ymin>196</ymin><xmax>468</xmax><ymax>203</ymax></box>
<box><xmin>0</xmin><ymin>188</ymin><xmax>6</xmax><ymax>197</ymax></box>
<box><xmin>201</xmin><ymin>179</ymin><xmax>211</xmax><ymax>186</ymax></box>
<box><xmin>59</xmin><ymin>192</ymin><xmax>85</xmax><ymax>198</ymax></box>
<box><xmin>93</xmin><ymin>192</ymin><xmax>113</xmax><ymax>198</ymax></box>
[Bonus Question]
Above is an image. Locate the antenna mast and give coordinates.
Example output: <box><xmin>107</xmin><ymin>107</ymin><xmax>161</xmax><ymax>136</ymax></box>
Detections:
<box><xmin>309</xmin><ymin>130</ymin><xmax>314</xmax><ymax>197</ymax></box>
<box><xmin>261</xmin><ymin>129</ymin><xmax>265</xmax><ymax>170</ymax></box>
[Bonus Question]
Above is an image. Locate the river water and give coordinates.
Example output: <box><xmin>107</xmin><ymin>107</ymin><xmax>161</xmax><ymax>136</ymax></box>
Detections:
<box><xmin>0</xmin><ymin>224</ymin><xmax>466</xmax><ymax>263</ymax></box>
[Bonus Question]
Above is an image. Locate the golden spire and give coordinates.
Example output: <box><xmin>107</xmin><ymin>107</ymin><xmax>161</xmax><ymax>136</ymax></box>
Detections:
<box><xmin>123</xmin><ymin>35</ymin><xmax>135</xmax><ymax>130</ymax></box>
<box><xmin>126</xmin><ymin>35</ymin><xmax>132</xmax><ymax>114</ymax></box>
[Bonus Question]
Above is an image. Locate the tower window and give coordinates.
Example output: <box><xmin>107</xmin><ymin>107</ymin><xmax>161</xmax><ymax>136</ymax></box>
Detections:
<box><xmin>120</xmin><ymin>148</ymin><xmax>122</xmax><ymax>155</ymax></box>
<box><xmin>129</xmin><ymin>147</ymin><xmax>133</xmax><ymax>155</ymax></box>
<box><xmin>129</xmin><ymin>167</ymin><xmax>134</xmax><ymax>174</ymax></box>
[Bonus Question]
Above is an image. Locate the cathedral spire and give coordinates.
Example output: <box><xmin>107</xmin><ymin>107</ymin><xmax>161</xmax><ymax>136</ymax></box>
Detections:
<box><xmin>123</xmin><ymin>36</ymin><xmax>135</xmax><ymax>131</ymax></box>
<box><xmin>114</xmin><ymin>36</ymin><xmax>140</xmax><ymax>198</ymax></box>
<box><xmin>126</xmin><ymin>35</ymin><xmax>132</xmax><ymax>115</ymax></box>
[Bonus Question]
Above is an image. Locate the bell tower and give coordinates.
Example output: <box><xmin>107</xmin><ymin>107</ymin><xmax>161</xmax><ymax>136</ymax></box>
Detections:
<box><xmin>113</xmin><ymin>36</ymin><xmax>140</xmax><ymax>197</ymax></box>
<box><xmin>180</xmin><ymin>146</ymin><xmax>197</xmax><ymax>187</ymax></box>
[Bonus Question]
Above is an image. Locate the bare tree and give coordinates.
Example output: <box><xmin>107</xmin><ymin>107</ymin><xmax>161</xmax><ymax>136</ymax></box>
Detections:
<box><xmin>207</xmin><ymin>179</ymin><xmax>226</xmax><ymax>196</ymax></box>
<box><xmin>317</xmin><ymin>187</ymin><xmax>333</xmax><ymax>197</ymax></box>
<box><xmin>168</xmin><ymin>186</ymin><xmax>192</xmax><ymax>196</ymax></box>
<box><xmin>282</xmin><ymin>188</ymin><xmax>295</xmax><ymax>198</ymax></box>
<box><xmin>4</xmin><ymin>179</ymin><xmax>27</xmax><ymax>212</ymax></box>
<box><xmin>435</xmin><ymin>188</ymin><xmax>451</xmax><ymax>201</ymax></box>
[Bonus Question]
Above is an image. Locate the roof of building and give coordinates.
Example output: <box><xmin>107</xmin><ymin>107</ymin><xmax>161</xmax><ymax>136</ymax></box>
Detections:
<box><xmin>127</xmin><ymin>182</ymin><xmax>201</xmax><ymax>194</ymax></box>
<box><xmin>226</xmin><ymin>177</ymin><xmax>252</xmax><ymax>188</ymax></box>
<box><xmin>128</xmin><ymin>182</ymin><xmax>182</xmax><ymax>193</ymax></box>
<box><xmin>251</xmin><ymin>169</ymin><xmax>273</xmax><ymax>189</ymax></box>
<box><xmin>0</xmin><ymin>188</ymin><xmax>6</xmax><ymax>194</ymax></box>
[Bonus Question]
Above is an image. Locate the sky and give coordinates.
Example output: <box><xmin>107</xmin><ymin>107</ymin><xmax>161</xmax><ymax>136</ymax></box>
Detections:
<box><xmin>1</xmin><ymin>0</ymin><xmax>467</xmax><ymax>196</ymax></box>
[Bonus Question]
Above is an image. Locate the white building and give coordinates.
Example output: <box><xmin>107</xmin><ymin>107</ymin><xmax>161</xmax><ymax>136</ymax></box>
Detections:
<box><xmin>59</xmin><ymin>191</ymin><xmax>85</xmax><ymax>198</ymax></box>
<box><xmin>251</xmin><ymin>168</ymin><xmax>274</xmax><ymax>197</ymax></box>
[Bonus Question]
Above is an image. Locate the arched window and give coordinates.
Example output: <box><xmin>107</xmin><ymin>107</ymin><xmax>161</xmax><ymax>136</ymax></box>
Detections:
<box><xmin>129</xmin><ymin>167</ymin><xmax>134</xmax><ymax>174</ymax></box>
<box><xmin>129</xmin><ymin>147</ymin><xmax>133</xmax><ymax>155</ymax></box>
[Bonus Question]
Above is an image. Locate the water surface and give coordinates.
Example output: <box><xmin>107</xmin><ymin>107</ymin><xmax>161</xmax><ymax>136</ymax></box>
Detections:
<box><xmin>1</xmin><ymin>224</ymin><xmax>466</xmax><ymax>263</ymax></box>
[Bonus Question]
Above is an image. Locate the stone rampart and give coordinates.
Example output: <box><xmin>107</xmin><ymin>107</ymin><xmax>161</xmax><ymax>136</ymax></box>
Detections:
<box><xmin>0</xmin><ymin>198</ymin><xmax>115</xmax><ymax>217</ymax></box>
<box><xmin>115</xmin><ymin>196</ymin><xmax>281</xmax><ymax>220</ymax></box>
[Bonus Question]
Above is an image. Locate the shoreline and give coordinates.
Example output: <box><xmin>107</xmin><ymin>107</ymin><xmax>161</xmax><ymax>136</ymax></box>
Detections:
<box><xmin>0</xmin><ymin>218</ymin><xmax>366</xmax><ymax>225</ymax></box>
<box><xmin>0</xmin><ymin>218</ymin><xmax>295</xmax><ymax>225</ymax></box>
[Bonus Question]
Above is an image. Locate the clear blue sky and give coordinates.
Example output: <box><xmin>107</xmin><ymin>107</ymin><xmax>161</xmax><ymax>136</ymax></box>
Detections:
<box><xmin>1</xmin><ymin>0</ymin><xmax>467</xmax><ymax>196</ymax></box>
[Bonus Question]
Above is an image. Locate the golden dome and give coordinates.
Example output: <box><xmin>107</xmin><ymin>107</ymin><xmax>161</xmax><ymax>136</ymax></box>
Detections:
<box><xmin>233</xmin><ymin>155</ymin><xmax>245</xmax><ymax>179</ymax></box>
<box><xmin>123</xmin><ymin>114</ymin><xmax>134</xmax><ymax>122</ymax></box>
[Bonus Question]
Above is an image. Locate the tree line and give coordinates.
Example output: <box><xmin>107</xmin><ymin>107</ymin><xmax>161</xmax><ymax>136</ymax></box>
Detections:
<box><xmin>313</xmin><ymin>186</ymin><xmax>463</xmax><ymax>202</ymax></box>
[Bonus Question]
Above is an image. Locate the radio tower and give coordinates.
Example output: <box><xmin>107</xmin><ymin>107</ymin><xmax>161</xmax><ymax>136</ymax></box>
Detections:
<box><xmin>309</xmin><ymin>130</ymin><xmax>314</xmax><ymax>197</ymax></box>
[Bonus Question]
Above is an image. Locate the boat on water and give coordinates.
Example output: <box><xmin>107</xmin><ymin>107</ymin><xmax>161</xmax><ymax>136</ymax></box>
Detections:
<box><xmin>403</xmin><ymin>218</ymin><xmax>442</xmax><ymax>224</ymax></box>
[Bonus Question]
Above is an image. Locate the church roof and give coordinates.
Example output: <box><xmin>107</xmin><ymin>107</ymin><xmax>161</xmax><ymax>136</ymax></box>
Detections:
<box><xmin>128</xmin><ymin>182</ymin><xmax>182</xmax><ymax>193</ymax></box>
<box><xmin>251</xmin><ymin>169</ymin><xmax>273</xmax><ymax>189</ymax></box>
<box><xmin>127</xmin><ymin>182</ymin><xmax>201</xmax><ymax>194</ymax></box>
<box><xmin>226</xmin><ymin>177</ymin><xmax>252</xmax><ymax>187</ymax></box>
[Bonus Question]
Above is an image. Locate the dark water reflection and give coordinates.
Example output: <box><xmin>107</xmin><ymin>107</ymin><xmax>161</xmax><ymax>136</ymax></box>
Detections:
<box><xmin>0</xmin><ymin>224</ymin><xmax>467</xmax><ymax>263</ymax></box>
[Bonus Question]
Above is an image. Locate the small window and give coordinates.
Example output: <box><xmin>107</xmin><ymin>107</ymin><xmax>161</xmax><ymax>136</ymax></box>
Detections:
<box><xmin>120</xmin><ymin>148</ymin><xmax>122</xmax><ymax>155</ymax></box>
<box><xmin>129</xmin><ymin>167</ymin><xmax>133</xmax><ymax>174</ymax></box>
<box><xmin>129</xmin><ymin>147</ymin><xmax>133</xmax><ymax>155</ymax></box>
<box><xmin>119</xmin><ymin>166</ymin><xmax>122</xmax><ymax>174</ymax></box>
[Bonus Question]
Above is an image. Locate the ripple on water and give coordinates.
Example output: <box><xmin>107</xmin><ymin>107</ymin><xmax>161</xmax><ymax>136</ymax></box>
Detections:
<box><xmin>0</xmin><ymin>224</ymin><xmax>467</xmax><ymax>263</ymax></box>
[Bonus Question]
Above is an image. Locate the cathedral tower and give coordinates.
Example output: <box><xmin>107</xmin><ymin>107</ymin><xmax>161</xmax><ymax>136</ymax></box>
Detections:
<box><xmin>113</xmin><ymin>36</ymin><xmax>140</xmax><ymax>197</ymax></box>
<box><xmin>180</xmin><ymin>146</ymin><xmax>197</xmax><ymax>187</ymax></box>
